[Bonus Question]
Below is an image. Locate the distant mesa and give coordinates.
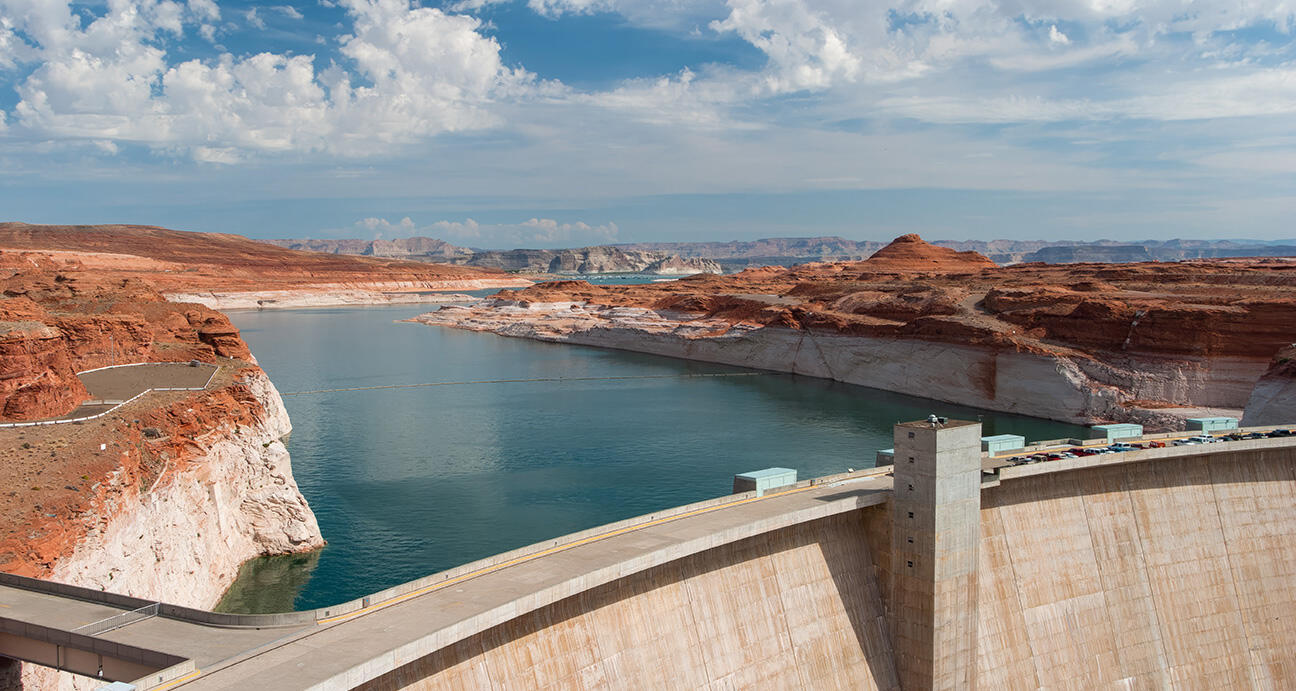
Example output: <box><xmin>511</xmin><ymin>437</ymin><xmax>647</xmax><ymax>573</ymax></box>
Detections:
<box><xmin>861</xmin><ymin>234</ymin><xmax>997</xmax><ymax>272</ymax></box>
<box><xmin>266</xmin><ymin>237</ymin><xmax>723</xmax><ymax>276</ymax></box>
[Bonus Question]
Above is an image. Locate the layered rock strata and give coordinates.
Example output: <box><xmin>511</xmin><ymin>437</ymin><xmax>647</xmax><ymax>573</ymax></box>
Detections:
<box><xmin>416</xmin><ymin>235</ymin><xmax>1296</xmax><ymax>429</ymax></box>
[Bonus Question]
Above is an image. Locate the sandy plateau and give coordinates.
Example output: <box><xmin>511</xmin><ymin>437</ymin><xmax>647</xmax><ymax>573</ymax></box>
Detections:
<box><xmin>418</xmin><ymin>234</ymin><xmax>1296</xmax><ymax>430</ymax></box>
<box><xmin>0</xmin><ymin>223</ymin><xmax>530</xmax><ymax>311</ymax></box>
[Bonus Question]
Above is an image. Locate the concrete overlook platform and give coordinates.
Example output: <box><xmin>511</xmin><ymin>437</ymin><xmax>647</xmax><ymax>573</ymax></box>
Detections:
<box><xmin>2</xmin><ymin>425</ymin><xmax>1295</xmax><ymax>689</ymax></box>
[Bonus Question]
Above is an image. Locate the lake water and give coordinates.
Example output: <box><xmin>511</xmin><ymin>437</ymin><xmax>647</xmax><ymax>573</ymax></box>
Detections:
<box><xmin>218</xmin><ymin>300</ymin><xmax>1088</xmax><ymax>612</ymax></box>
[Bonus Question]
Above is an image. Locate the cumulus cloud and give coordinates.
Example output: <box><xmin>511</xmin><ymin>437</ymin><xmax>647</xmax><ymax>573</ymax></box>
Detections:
<box><xmin>3</xmin><ymin>0</ymin><xmax>1296</xmax><ymax>166</ymax></box>
<box><xmin>353</xmin><ymin>216</ymin><xmax>620</xmax><ymax>247</ymax></box>
<box><xmin>1</xmin><ymin>0</ymin><xmax>535</xmax><ymax>158</ymax></box>
<box><xmin>711</xmin><ymin>0</ymin><xmax>865</xmax><ymax>92</ymax></box>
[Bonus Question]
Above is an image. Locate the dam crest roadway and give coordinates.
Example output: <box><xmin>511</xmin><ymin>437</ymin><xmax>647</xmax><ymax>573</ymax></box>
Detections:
<box><xmin>2</xmin><ymin>422</ymin><xmax>1295</xmax><ymax>690</ymax></box>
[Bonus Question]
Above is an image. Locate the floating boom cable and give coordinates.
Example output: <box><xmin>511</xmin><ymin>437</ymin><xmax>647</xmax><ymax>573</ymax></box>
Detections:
<box><xmin>280</xmin><ymin>371</ymin><xmax>771</xmax><ymax>396</ymax></box>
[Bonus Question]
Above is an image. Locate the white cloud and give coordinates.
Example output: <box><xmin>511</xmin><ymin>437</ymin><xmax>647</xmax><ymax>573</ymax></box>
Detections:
<box><xmin>187</xmin><ymin>0</ymin><xmax>218</xmax><ymax>22</ymax></box>
<box><xmin>272</xmin><ymin>5</ymin><xmax>304</xmax><ymax>20</ymax></box>
<box><xmin>352</xmin><ymin>216</ymin><xmax>620</xmax><ymax>247</ymax></box>
<box><xmin>3</xmin><ymin>0</ymin><xmax>1296</xmax><ymax>173</ymax></box>
<box><xmin>710</xmin><ymin>0</ymin><xmax>866</xmax><ymax>92</ymax></box>
<box><xmin>3</xmin><ymin>0</ymin><xmax>536</xmax><ymax>158</ymax></box>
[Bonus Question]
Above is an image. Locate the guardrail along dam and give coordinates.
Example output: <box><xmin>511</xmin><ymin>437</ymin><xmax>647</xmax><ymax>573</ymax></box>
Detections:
<box><xmin>2</xmin><ymin>420</ymin><xmax>1295</xmax><ymax>690</ymax></box>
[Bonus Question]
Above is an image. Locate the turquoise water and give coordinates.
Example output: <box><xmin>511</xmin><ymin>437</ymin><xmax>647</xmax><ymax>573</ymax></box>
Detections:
<box><xmin>219</xmin><ymin>302</ymin><xmax>1087</xmax><ymax>612</ymax></box>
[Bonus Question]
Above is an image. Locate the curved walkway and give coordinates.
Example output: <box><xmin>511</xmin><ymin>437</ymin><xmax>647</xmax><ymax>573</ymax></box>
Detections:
<box><xmin>0</xmin><ymin>363</ymin><xmax>219</xmax><ymax>428</ymax></box>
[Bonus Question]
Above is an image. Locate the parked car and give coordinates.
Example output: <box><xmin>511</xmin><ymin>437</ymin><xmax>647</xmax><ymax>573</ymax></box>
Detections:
<box><xmin>1147</xmin><ymin>441</ymin><xmax>1166</xmax><ymax>448</ymax></box>
<box><xmin>1190</xmin><ymin>435</ymin><xmax>1218</xmax><ymax>444</ymax></box>
<box><xmin>1109</xmin><ymin>442</ymin><xmax>1135</xmax><ymax>452</ymax></box>
<box><xmin>1269</xmin><ymin>429</ymin><xmax>1293</xmax><ymax>437</ymax></box>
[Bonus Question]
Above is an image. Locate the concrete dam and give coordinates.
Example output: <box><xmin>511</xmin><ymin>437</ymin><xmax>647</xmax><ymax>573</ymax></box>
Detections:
<box><xmin>2</xmin><ymin>423</ymin><xmax>1294</xmax><ymax>689</ymax></box>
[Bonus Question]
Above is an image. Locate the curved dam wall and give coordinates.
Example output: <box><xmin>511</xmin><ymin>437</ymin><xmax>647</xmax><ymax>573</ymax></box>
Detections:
<box><xmin>358</xmin><ymin>510</ymin><xmax>899</xmax><ymax>690</ymax></box>
<box><xmin>977</xmin><ymin>446</ymin><xmax>1296</xmax><ymax>689</ymax></box>
<box><xmin>358</xmin><ymin>444</ymin><xmax>1296</xmax><ymax>690</ymax></box>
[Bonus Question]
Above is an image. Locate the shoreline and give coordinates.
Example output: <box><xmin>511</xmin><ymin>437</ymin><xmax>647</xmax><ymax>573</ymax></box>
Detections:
<box><xmin>414</xmin><ymin>298</ymin><xmax>1261</xmax><ymax>431</ymax></box>
<box><xmin>165</xmin><ymin>278</ymin><xmax>530</xmax><ymax>311</ymax></box>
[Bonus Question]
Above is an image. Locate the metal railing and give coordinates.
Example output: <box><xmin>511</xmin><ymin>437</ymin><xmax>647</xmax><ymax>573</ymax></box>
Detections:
<box><xmin>72</xmin><ymin>602</ymin><xmax>160</xmax><ymax>636</ymax></box>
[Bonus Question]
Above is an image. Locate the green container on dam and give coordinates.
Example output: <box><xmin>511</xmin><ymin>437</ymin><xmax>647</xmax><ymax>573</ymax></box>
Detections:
<box><xmin>733</xmin><ymin>468</ymin><xmax>798</xmax><ymax>497</ymax></box>
<box><xmin>1090</xmin><ymin>423</ymin><xmax>1143</xmax><ymax>441</ymax></box>
<box><xmin>1186</xmin><ymin>417</ymin><xmax>1238</xmax><ymax>432</ymax></box>
<box><xmin>981</xmin><ymin>434</ymin><xmax>1025</xmax><ymax>455</ymax></box>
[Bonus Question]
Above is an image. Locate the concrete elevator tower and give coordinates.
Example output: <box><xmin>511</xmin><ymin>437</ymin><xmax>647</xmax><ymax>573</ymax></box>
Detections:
<box><xmin>890</xmin><ymin>418</ymin><xmax>982</xmax><ymax>690</ymax></box>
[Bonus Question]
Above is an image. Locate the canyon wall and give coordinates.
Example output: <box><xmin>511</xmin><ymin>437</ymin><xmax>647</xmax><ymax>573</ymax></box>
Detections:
<box><xmin>13</xmin><ymin>370</ymin><xmax>323</xmax><ymax>689</ymax></box>
<box><xmin>1242</xmin><ymin>345</ymin><xmax>1296</xmax><ymax>427</ymax></box>
<box><xmin>415</xmin><ymin>235</ymin><xmax>1296</xmax><ymax>428</ymax></box>
<box><xmin>46</xmin><ymin>371</ymin><xmax>321</xmax><ymax>601</ymax></box>
<box><xmin>358</xmin><ymin>446</ymin><xmax>1296</xmax><ymax>690</ymax></box>
<box><xmin>421</xmin><ymin>302</ymin><xmax>1271</xmax><ymax>427</ymax></box>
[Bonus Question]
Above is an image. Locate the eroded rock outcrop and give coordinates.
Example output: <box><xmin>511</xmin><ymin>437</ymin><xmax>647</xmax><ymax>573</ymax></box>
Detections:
<box><xmin>1242</xmin><ymin>345</ymin><xmax>1296</xmax><ymax>427</ymax></box>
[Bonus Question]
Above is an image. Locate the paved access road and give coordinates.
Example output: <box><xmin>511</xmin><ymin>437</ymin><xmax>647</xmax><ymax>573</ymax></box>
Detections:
<box><xmin>0</xmin><ymin>471</ymin><xmax>893</xmax><ymax>690</ymax></box>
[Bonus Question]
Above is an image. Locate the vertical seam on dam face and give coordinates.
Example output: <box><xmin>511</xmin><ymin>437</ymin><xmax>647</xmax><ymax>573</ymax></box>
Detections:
<box><xmin>995</xmin><ymin>503</ymin><xmax>1041</xmax><ymax>689</ymax></box>
<box><xmin>1207</xmin><ymin>453</ymin><xmax>1261</xmax><ymax>687</ymax></box>
<box><xmin>1123</xmin><ymin>464</ymin><xmax>1171</xmax><ymax>682</ymax></box>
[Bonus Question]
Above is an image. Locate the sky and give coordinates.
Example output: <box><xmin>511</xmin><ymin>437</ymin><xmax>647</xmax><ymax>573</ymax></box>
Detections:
<box><xmin>1</xmin><ymin>0</ymin><xmax>1295</xmax><ymax>248</ymax></box>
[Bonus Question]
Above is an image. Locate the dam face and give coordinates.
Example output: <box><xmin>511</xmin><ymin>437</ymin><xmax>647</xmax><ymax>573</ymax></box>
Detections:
<box><xmin>357</xmin><ymin>433</ymin><xmax>1296</xmax><ymax>691</ymax></box>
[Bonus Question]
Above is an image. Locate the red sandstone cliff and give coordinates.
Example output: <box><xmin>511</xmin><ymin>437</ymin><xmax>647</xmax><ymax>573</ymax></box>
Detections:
<box><xmin>425</xmin><ymin>235</ymin><xmax>1296</xmax><ymax>427</ymax></box>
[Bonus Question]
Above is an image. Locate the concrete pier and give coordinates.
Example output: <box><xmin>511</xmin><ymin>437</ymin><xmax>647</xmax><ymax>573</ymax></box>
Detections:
<box><xmin>891</xmin><ymin>419</ymin><xmax>982</xmax><ymax>690</ymax></box>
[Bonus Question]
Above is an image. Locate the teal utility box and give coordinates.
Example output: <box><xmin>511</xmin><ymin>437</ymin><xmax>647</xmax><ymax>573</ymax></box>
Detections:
<box><xmin>1186</xmin><ymin>417</ymin><xmax>1238</xmax><ymax>432</ymax></box>
<box><xmin>1090</xmin><ymin>423</ymin><xmax>1143</xmax><ymax>441</ymax></box>
<box><xmin>981</xmin><ymin>434</ymin><xmax>1025</xmax><ymax>455</ymax></box>
<box><xmin>733</xmin><ymin>467</ymin><xmax>797</xmax><ymax>497</ymax></box>
<box><xmin>876</xmin><ymin>448</ymin><xmax>895</xmax><ymax>466</ymax></box>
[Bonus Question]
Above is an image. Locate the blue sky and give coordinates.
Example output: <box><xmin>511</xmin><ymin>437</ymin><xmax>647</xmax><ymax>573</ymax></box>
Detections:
<box><xmin>1</xmin><ymin>0</ymin><xmax>1295</xmax><ymax>248</ymax></box>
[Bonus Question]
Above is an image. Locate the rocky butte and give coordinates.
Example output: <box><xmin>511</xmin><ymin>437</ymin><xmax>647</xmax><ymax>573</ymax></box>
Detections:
<box><xmin>419</xmin><ymin>233</ymin><xmax>1296</xmax><ymax>430</ymax></box>
<box><xmin>0</xmin><ymin>223</ymin><xmax>532</xmax><ymax>689</ymax></box>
